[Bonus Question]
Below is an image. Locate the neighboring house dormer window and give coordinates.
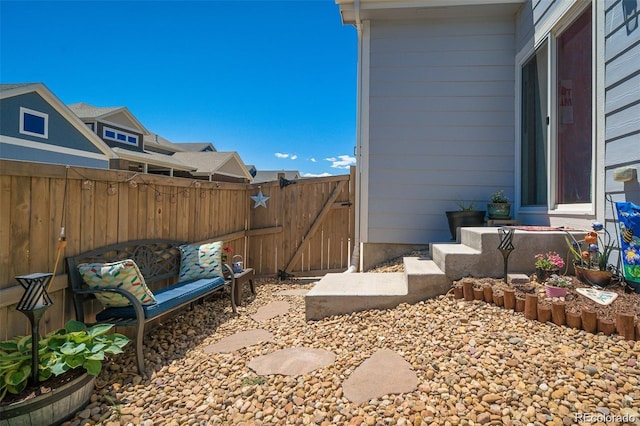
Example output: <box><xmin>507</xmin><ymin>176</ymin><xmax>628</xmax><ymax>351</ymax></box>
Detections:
<box><xmin>103</xmin><ymin>126</ymin><xmax>138</xmax><ymax>146</ymax></box>
<box><xmin>20</xmin><ymin>107</ymin><xmax>48</xmax><ymax>139</ymax></box>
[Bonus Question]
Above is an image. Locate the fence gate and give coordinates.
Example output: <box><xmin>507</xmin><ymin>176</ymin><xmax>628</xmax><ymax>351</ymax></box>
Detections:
<box><xmin>246</xmin><ymin>168</ymin><xmax>355</xmax><ymax>278</ymax></box>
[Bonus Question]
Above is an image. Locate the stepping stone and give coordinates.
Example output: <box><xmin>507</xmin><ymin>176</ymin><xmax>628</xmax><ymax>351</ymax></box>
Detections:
<box><xmin>278</xmin><ymin>289</ymin><xmax>309</xmax><ymax>296</ymax></box>
<box><xmin>251</xmin><ymin>301</ymin><xmax>290</xmax><ymax>322</ymax></box>
<box><xmin>342</xmin><ymin>349</ymin><xmax>418</xmax><ymax>405</ymax></box>
<box><xmin>248</xmin><ymin>347</ymin><xmax>336</xmax><ymax>376</ymax></box>
<box><xmin>202</xmin><ymin>329</ymin><xmax>274</xmax><ymax>354</ymax></box>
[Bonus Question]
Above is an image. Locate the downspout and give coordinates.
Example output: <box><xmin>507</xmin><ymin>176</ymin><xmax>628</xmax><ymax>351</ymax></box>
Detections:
<box><xmin>346</xmin><ymin>0</ymin><xmax>362</xmax><ymax>273</ymax></box>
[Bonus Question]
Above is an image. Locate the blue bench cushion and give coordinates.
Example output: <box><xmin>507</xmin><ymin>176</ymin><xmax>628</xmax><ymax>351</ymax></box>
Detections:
<box><xmin>96</xmin><ymin>276</ymin><xmax>226</xmax><ymax>321</ymax></box>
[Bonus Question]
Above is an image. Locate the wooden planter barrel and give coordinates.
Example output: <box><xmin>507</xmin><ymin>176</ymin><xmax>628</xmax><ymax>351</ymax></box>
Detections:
<box><xmin>0</xmin><ymin>372</ymin><xmax>94</xmax><ymax>425</ymax></box>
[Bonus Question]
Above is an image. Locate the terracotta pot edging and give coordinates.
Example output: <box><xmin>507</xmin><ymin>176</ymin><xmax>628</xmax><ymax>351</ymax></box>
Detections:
<box><xmin>452</xmin><ymin>285</ymin><xmax>638</xmax><ymax>341</ymax></box>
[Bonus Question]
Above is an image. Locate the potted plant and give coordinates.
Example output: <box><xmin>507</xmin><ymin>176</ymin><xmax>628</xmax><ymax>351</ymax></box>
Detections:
<box><xmin>0</xmin><ymin>320</ymin><xmax>130</xmax><ymax>424</ymax></box>
<box><xmin>565</xmin><ymin>222</ymin><xmax>616</xmax><ymax>287</ymax></box>
<box><xmin>534</xmin><ymin>251</ymin><xmax>565</xmax><ymax>282</ymax></box>
<box><xmin>545</xmin><ymin>274</ymin><xmax>572</xmax><ymax>298</ymax></box>
<box><xmin>445</xmin><ymin>201</ymin><xmax>486</xmax><ymax>241</ymax></box>
<box><xmin>487</xmin><ymin>190</ymin><xmax>511</xmax><ymax>219</ymax></box>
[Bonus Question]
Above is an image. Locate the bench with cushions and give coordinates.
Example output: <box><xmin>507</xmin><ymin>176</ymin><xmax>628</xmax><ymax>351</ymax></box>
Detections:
<box><xmin>66</xmin><ymin>239</ymin><xmax>235</xmax><ymax>375</ymax></box>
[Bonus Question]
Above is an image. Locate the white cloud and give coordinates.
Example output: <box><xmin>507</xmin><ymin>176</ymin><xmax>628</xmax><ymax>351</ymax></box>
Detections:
<box><xmin>275</xmin><ymin>152</ymin><xmax>298</xmax><ymax>160</ymax></box>
<box><xmin>310</xmin><ymin>158</ymin><xmax>316</xmax><ymax>162</ymax></box>
<box><xmin>325</xmin><ymin>155</ymin><xmax>356</xmax><ymax>169</ymax></box>
<box><xmin>303</xmin><ymin>172</ymin><xmax>332</xmax><ymax>177</ymax></box>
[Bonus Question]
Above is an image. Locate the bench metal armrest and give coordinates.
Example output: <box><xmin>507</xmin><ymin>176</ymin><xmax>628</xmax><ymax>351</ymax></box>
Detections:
<box><xmin>73</xmin><ymin>287</ymin><xmax>146</xmax><ymax>321</ymax></box>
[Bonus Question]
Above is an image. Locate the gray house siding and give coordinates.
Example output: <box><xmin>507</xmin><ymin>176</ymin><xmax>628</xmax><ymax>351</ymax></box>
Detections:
<box><xmin>0</xmin><ymin>92</ymin><xmax>104</xmax><ymax>154</ymax></box>
<box><xmin>515</xmin><ymin>0</ymin><xmax>567</xmax><ymax>53</ymax></box>
<box><xmin>0</xmin><ymin>143</ymin><xmax>108</xmax><ymax>169</ymax></box>
<box><xmin>604</xmin><ymin>0</ymin><xmax>640</xmax><ymax>205</ymax></box>
<box><xmin>367</xmin><ymin>16</ymin><xmax>516</xmax><ymax>244</ymax></box>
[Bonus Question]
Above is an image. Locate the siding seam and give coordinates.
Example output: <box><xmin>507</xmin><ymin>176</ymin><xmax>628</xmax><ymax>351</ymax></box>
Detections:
<box><xmin>604</xmin><ymin>99</ymin><xmax>640</xmax><ymax>119</ymax></box>
<box><xmin>604</xmin><ymin>68</ymin><xmax>640</xmax><ymax>92</ymax></box>
<box><xmin>605</xmin><ymin>129</ymin><xmax>640</xmax><ymax>143</ymax></box>
<box><xmin>605</xmin><ymin>39</ymin><xmax>640</xmax><ymax>65</ymax></box>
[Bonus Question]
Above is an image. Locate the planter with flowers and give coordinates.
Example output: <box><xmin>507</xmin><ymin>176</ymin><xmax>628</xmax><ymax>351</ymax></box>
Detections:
<box><xmin>0</xmin><ymin>320</ymin><xmax>130</xmax><ymax>424</ymax></box>
<box><xmin>545</xmin><ymin>274</ymin><xmax>572</xmax><ymax>298</ymax></box>
<box><xmin>487</xmin><ymin>190</ymin><xmax>511</xmax><ymax>219</ymax></box>
<box><xmin>534</xmin><ymin>251</ymin><xmax>565</xmax><ymax>283</ymax></box>
<box><xmin>565</xmin><ymin>222</ymin><xmax>617</xmax><ymax>288</ymax></box>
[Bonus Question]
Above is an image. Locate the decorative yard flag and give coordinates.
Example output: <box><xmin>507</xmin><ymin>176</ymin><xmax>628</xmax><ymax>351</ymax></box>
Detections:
<box><xmin>251</xmin><ymin>190</ymin><xmax>270</xmax><ymax>208</ymax></box>
<box><xmin>615</xmin><ymin>201</ymin><xmax>640</xmax><ymax>291</ymax></box>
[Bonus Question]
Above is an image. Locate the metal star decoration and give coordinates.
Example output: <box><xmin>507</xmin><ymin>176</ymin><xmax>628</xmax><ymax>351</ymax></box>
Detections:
<box><xmin>251</xmin><ymin>190</ymin><xmax>270</xmax><ymax>208</ymax></box>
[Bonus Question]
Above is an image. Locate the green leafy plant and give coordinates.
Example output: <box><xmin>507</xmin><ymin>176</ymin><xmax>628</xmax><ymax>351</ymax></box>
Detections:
<box><xmin>546</xmin><ymin>274</ymin><xmax>572</xmax><ymax>288</ymax></box>
<box><xmin>456</xmin><ymin>201</ymin><xmax>475</xmax><ymax>211</ymax></box>
<box><xmin>534</xmin><ymin>252</ymin><xmax>565</xmax><ymax>271</ymax></box>
<box><xmin>564</xmin><ymin>222</ymin><xmax>615</xmax><ymax>271</ymax></box>
<box><xmin>490</xmin><ymin>190</ymin><xmax>509</xmax><ymax>203</ymax></box>
<box><xmin>0</xmin><ymin>320</ymin><xmax>129</xmax><ymax>401</ymax></box>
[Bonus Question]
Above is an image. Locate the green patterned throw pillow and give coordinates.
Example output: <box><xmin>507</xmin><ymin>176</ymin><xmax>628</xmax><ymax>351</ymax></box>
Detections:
<box><xmin>77</xmin><ymin>259</ymin><xmax>157</xmax><ymax>307</ymax></box>
<box><xmin>179</xmin><ymin>241</ymin><xmax>223</xmax><ymax>281</ymax></box>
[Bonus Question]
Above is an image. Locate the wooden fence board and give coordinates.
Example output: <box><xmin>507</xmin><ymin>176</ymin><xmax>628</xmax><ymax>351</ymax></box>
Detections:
<box><xmin>117</xmin><ymin>182</ymin><xmax>129</xmax><ymax>243</ymax></box>
<box><xmin>0</xmin><ymin>176</ymin><xmax>12</xmax><ymax>288</ymax></box>
<box><xmin>94</xmin><ymin>181</ymin><xmax>109</xmax><ymax>249</ymax></box>
<box><xmin>10</xmin><ymin>176</ymin><xmax>31</xmax><ymax>283</ymax></box>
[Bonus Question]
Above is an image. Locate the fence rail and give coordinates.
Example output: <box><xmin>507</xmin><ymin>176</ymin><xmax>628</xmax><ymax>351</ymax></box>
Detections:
<box><xmin>0</xmin><ymin>160</ymin><xmax>354</xmax><ymax>338</ymax></box>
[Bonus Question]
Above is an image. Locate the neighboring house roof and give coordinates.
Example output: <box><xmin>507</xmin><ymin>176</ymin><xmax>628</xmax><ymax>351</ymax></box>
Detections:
<box><xmin>171</xmin><ymin>151</ymin><xmax>253</xmax><ymax>181</ymax></box>
<box><xmin>0</xmin><ymin>82</ymin><xmax>115</xmax><ymax>161</ymax></box>
<box><xmin>143</xmin><ymin>132</ymin><xmax>185</xmax><ymax>154</ymax></box>
<box><xmin>111</xmin><ymin>147</ymin><xmax>195</xmax><ymax>171</ymax></box>
<box><xmin>253</xmin><ymin>170</ymin><xmax>301</xmax><ymax>183</ymax></box>
<box><xmin>68</xmin><ymin>102</ymin><xmax>149</xmax><ymax>135</ymax></box>
<box><xmin>178</xmin><ymin>143</ymin><xmax>217</xmax><ymax>152</ymax></box>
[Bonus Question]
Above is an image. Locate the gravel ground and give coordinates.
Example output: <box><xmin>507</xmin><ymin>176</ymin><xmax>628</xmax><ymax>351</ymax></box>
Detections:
<box><xmin>63</xmin><ymin>278</ymin><xmax>640</xmax><ymax>426</ymax></box>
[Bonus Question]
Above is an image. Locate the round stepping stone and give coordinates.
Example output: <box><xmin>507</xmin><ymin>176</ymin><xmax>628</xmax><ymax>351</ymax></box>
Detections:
<box><xmin>248</xmin><ymin>347</ymin><xmax>335</xmax><ymax>376</ymax></box>
<box><xmin>202</xmin><ymin>329</ymin><xmax>274</xmax><ymax>354</ymax></box>
<box><xmin>277</xmin><ymin>289</ymin><xmax>309</xmax><ymax>296</ymax></box>
<box><xmin>251</xmin><ymin>301</ymin><xmax>290</xmax><ymax>322</ymax></box>
<box><xmin>342</xmin><ymin>349</ymin><xmax>418</xmax><ymax>405</ymax></box>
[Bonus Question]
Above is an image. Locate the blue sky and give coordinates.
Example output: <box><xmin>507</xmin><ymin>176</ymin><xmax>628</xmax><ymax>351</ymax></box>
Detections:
<box><xmin>0</xmin><ymin>0</ymin><xmax>357</xmax><ymax>177</ymax></box>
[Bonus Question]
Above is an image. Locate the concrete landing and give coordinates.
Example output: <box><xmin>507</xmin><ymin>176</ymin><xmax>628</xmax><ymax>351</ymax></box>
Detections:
<box><xmin>305</xmin><ymin>258</ymin><xmax>449</xmax><ymax>320</ymax></box>
<box><xmin>305</xmin><ymin>273</ymin><xmax>408</xmax><ymax>320</ymax></box>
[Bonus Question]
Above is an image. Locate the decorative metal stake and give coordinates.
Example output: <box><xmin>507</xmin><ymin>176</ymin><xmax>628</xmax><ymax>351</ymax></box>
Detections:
<box><xmin>498</xmin><ymin>227</ymin><xmax>515</xmax><ymax>283</ymax></box>
<box><xmin>15</xmin><ymin>273</ymin><xmax>54</xmax><ymax>385</ymax></box>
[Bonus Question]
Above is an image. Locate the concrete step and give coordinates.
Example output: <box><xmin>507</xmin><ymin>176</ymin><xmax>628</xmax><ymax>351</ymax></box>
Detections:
<box><xmin>431</xmin><ymin>227</ymin><xmax>584</xmax><ymax>281</ymax></box>
<box><xmin>404</xmin><ymin>256</ymin><xmax>450</xmax><ymax>297</ymax></box>
<box><xmin>305</xmin><ymin>258</ymin><xmax>450</xmax><ymax>320</ymax></box>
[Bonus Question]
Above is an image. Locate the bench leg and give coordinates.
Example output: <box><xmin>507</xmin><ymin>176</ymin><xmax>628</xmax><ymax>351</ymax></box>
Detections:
<box><xmin>249</xmin><ymin>278</ymin><xmax>256</xmax><ymax>295</ymax></box>
<box><xmin>230</xmin><ymin>280</ymin><xmax>237</xmax><ymax>314</ymax></box>
<box><xmin>134</xmin><ymin>322</ymin><xmax>145</xmax><ymax>375</ymax></box>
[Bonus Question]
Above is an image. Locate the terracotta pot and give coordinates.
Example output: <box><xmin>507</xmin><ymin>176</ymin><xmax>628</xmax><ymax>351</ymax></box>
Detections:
<box><xmin>545</xmin><ymin>285</ymin><xmax>568</xmax><ymax>298</ymax></box>
<box><xmin>503</xmin><ymin>288</ymin><xmax>516</xmax><ymax>310</ymax></box>
<box><xmin>453</xmin><ymin>286</ymin><xmax>464</xmax><ymax>299</ymax></box>
<box><xmin>566</xmin><ymin>311</ymin><xmax>582</xmax><ymax>329</ymax></box>
<box><xmin>574</xmin><ymin>264</ymin><xmax>612</xmax><ymax>287</ymax></box>
<box><xmin>483</xmin><ymin>286</ymin><xmax>493</xmax><ymax>303</ymax></box>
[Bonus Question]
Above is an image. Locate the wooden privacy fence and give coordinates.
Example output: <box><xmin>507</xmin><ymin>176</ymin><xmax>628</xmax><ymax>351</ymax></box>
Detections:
<box><xmin>0</xmin><ymin>160</ymin><xmax>354</xmax><ymax>339</ymax></box>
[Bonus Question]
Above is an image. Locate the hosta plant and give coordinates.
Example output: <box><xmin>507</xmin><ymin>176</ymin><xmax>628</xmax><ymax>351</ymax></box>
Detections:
<box><xmin>0</xmin><ymin>320</ymin><xmax>129</xmax><ymax>402</ymax></box>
